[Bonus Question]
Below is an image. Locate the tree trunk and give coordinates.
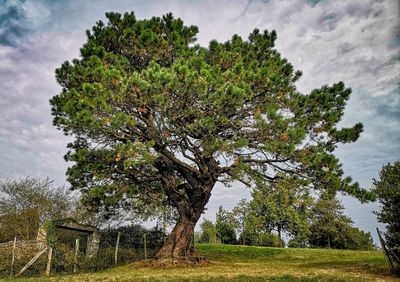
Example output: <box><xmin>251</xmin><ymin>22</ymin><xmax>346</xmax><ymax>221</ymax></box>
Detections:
<box><xmin>156</xmin><ymin>211</ymin><xmax>200</xmax><ymax>259</ymax></box>
<box><xmin>154</xmin><ymin>155</ymin><xmax>217</xmax><ymax>260</ymax></box>
<box><xmin>277</xmin><ymin>225</ymin><xmax>282</xmax><ymax>247</ymax></box>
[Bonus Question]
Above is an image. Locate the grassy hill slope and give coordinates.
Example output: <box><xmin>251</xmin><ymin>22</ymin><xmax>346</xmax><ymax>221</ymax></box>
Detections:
<box><xmin>4</xmin><ymin>243</ymin><xmax>397</xmax><ymax>281</ymax></box>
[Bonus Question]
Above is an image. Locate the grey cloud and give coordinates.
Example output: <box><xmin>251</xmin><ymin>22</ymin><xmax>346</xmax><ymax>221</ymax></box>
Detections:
<box><xmin>337</xmin><ymin>42</ymin><xmax>357</xmax><ymax>55</ymax></box>
<box><xmin>0</xmin><ymin>0</ymin><xmax>28</xmax><ymax>46</ymax></box>
<box><xmin>344</xmin><ymin>2</ymin><xmax>374</xmax><ymax>18</ymax></box>
<box><xmin>0</xmin><ymin>0</ymin><xmax>54</xmax><ymax>46</ymax></box>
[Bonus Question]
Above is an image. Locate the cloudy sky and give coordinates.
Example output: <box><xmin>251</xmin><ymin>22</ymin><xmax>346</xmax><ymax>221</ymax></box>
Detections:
<box><xmin>0</xmin><ymin>0</ymin><xmax>399</xmax><ymax>242</ymax></box>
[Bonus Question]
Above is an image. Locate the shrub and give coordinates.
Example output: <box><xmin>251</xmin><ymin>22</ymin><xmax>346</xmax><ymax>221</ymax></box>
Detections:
<box><xmin>257</xmin><ymin>232</ymin><xmax>284</xmax><ymax>247</ymax></box>
<box><xmin>239</xmin><ymin>231</ymin><xmax>283</xmax><ymax>247</ymax></box>
<box><xmin>0</xmin><ymin>242</ymin><xmax>47</xmax><ymax>277</ymax></box>
<box><xmin>100</xmin><ymin>224</ymin><xmax>165</xmax><ymax>249</ymax></box>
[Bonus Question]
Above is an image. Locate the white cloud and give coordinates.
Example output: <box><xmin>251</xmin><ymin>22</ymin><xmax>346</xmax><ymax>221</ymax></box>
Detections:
<box><xmin>0</xmin><ymin>31</ymin><xmax>82</xmax><ymax>185</ymax></box>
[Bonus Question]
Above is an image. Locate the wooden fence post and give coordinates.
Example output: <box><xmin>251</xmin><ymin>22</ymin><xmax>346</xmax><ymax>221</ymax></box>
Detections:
<box><xmin>10</xmin><ymin>236</ymin><xmax>17</xmax><ymax>276</ymax></box>
<box><xmin>114</xmin><ymin>232</ymin><xmax>121</xmax><ymax>265</ymax></box>
<box><xmin>74</xmin><ymin>239</ymin><xmax>80</xmax><ymax>273</ymax></box>
<box><xmin>143</xmin><ymin>234</ymin><xmax>147</xmax><ymax>260</ymax></box>
<box><xmin>377</xmin><ymin>228</ymin><xmax>395</xmax><ymax>272</ymax></box>
<box><xmin>45</xmin><ymin>247</ymin><xmax>53</xmax><ymax>276</ymax></box>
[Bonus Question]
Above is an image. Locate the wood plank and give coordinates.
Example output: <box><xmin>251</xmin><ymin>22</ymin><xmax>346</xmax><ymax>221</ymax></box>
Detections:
<box><xmin>17</xmin><ymin>247</ymin><xmax>48</xmax><ymax>276</ymax></box>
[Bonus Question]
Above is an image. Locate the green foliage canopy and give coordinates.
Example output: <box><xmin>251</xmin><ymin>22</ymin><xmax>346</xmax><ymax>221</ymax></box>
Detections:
<box><xmin>51</xmin><ymin>12</ymin><xmax>373</xmax><ymax>212</ymax></box>
<box><xmin>249</xmin><ymin>176</ymin><xmax>313</xmax><ymax>244</ymax></box>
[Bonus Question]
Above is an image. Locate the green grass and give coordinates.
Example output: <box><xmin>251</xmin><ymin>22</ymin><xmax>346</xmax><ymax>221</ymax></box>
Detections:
<box><xmin>2</xmin><ymin>244</ymin><xmax>397</xmax><ymax>281</ymax></box>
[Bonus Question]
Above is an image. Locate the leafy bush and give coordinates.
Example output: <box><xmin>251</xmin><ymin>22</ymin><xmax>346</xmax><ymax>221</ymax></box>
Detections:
<box><xmin>0</xmin><ymin>247</ymin><xmax>12</xmax><ymax>277</ymax></box>
<box><xmin>239</xmin><ymin>231</ymin><xmax>283</xmax><ymax>247</ymax></box>
<box><xmin>288</xmin><ymin>238</ymin><xmax>306</xmax><ymax>248</ymax></box>
<box><xmin>257</xmin><ymin>232</ymin><xmax>284</xmax><ymax>247</ymax></box>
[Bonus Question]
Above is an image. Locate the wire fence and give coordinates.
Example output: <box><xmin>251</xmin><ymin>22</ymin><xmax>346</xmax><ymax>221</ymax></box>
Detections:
<box><xmin>0</xmin><ymin>226</ymin><xmax>164</xmax><ymax>278</ymax></box>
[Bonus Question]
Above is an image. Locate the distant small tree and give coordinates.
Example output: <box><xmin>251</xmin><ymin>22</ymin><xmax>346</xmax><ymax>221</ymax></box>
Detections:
<box><xmin>221</xmin><ymin>206</ymin><xmax>285</xmax><ymax>247</ymax></box>
<box><xmin>238</xmin><ymin>212</ymin><xmax>259</xmax><ymax>246</ymax></box>
<box><xmin>309</xmin><ymin>195</ymin><xmax>349</xmax><ymax>248</ymax></box>
<box><xmin>198</xmin><ymin>219</ymin><xmax>217</xmax><ymax>244</ymax></box>
<box><xmin>215</xmin><ymin>206</ymin><xmax>237</xmax><ymax>244</ymax></box>
<box><xmin>232</xmin><ymin>199</ymin><xmax>250</xmax><ymax>245</ymax></box>
<box><xmin>373</xmin><ymin>161</ymin><xmax>400</xmax><ymax>256</ymax></box>
<box><xmin>0</xmin><ymin>177</ymin><xmax>74</xmax><ymax>241</ymax></box>
<box><xmin>249</xmin><ymin>176</ymin><xmax>313</xmax><ymax>246</ymax></box>
<box><xmin>309</xmin><ymin>195</ymin><xmax>374</xmax><ymax>250</ymax></box>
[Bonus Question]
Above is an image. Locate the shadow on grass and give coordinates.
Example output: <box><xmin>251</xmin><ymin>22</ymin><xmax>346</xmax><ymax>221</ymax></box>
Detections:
<box><xmin>139</xmin><ymin>274</ymin><xmax>348</xmax><ymax>282</ymax></box>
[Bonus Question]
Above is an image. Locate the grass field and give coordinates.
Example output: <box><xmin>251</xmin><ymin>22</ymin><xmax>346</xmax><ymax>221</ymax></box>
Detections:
<box><xmin>3</xmin><ymin>243</ymin><xmax>398</xmax><ymax>282</ymax></box>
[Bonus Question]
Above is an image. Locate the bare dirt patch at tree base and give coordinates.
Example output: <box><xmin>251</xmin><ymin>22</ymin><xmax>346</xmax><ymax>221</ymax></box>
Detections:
<box><xmin>135</xmin><ymin>256</ymin><xmax>210</xmax><ymax>269</ymax></box>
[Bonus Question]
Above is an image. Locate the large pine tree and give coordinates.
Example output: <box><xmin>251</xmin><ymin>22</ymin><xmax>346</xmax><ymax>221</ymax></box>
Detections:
<box><xmin>50</xmin><ymin>12</ymin><xmax>374</xmax><ymax>259</ymax></box>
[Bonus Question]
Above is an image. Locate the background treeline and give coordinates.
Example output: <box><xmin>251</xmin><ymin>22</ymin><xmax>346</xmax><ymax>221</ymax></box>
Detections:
<box><xmin>195</xmin><ymin>181</ymin><xmax>376</xmax><ymax>250</ymax></box>
<box><xmin>0</xmin><ymin>176</ymin><xmax>382</xmax><ymax>251</ymax></box>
